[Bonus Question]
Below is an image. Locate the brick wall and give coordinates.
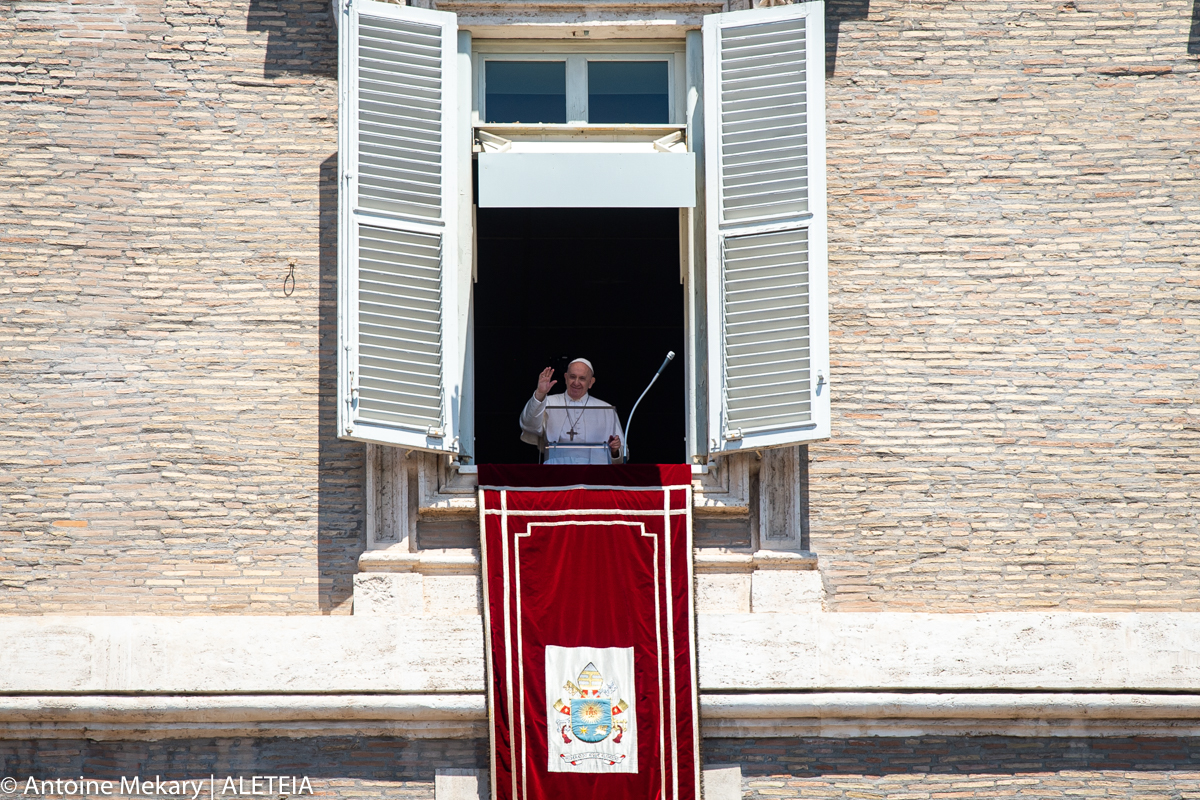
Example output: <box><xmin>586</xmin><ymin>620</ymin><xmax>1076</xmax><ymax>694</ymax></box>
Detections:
<box><xmin>813</xmin><ymin>0</ymin><xmax>1200</xmax><ymax>610</ymax></box>
<box><xmin>3</xmin><ymin>737</ymin><xmax>1199</xmax><ymax>799</ymax></box>
<box><xmin>1</xmin><ymin>0</ymin><xmax>1197</xmax><ymax>613</ymax></box>
<box><xmin>0</xmin><ymin>737</ymin><xmax>486</xmax><ymax>799</ymax></box>
<box><xmin>0</xmin><ymin>0</ymin><xmax>360</xmax><ymax>613</ymax></box>
<box><xmin>708</xmin><ymin>735</ymin><xmax>1200</xmax><ymax>799</ymax></box>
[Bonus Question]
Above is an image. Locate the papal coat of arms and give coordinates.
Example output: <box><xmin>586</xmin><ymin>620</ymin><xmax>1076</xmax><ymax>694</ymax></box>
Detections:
<box><xmin>545</xmin><ymin>646</ymin><xmax>637</xmax><ymax>773</ymax></box>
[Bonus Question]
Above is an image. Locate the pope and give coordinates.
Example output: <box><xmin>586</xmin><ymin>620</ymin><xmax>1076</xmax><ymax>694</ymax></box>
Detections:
<box><xmin>519</xmin><ymin>358</ymin><xmax>624</xmax><ymax>464</ymax></box>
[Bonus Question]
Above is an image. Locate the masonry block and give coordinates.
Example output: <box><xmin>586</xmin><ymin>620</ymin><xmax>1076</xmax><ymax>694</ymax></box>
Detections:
<box><xmin>435</xmin><ymin>769</ymin><xmax>487</xmax><ymax>800</ymax></box>
<box><xmin>702</xmin><ymin>764</ymin><xmax>742</xmax><ymax>800</ymax></box>
<box><xmin>751</xmin><ymin>570</ymin><xmax>824</xmax><ymax>613</ymax></box>
<box><xmin>354</xmin><ymin>573</ymin><xmax>424</xmax><ymax>616</ymax></box>
<box><xmin>696</xmin><ymin>574</ymin><xmax>752</xmax><ymax>614</ymax></box>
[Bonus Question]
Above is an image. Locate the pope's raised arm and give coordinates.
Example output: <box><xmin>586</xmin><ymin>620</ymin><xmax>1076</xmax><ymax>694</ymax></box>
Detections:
<box><xmin>534</xmin><ymin>366</ymin><xmax>556</xmax><ymax>402</ymax></box>
<box><xmin>519</xmin><ymin>367</ymin><xmax>555</xmax><ymax>441</ymax></box>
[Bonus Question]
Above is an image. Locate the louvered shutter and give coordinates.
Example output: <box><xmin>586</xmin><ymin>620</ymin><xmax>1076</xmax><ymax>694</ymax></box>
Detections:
<box><xmin>338</xmin><ymin>0</ymin><xmax>464</xmax><ymax>452</ymax></box>
<box><xmin>703</xmin><ymin>1</ymin><xmax>830</xmax><ymax>453</ymax></box>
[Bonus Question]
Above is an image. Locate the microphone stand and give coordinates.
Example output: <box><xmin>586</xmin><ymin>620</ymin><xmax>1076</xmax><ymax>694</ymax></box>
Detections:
<box><xmin>623</xmin><ymin>351</ymin><xmax>675</xmax><ymax>463</ymax></box>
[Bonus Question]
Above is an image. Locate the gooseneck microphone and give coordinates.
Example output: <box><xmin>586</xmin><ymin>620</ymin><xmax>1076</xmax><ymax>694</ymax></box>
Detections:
<box><xmin>622</xmin><ymin>351</ymin><xmax>675</xmax><ymax>463</ymax></box>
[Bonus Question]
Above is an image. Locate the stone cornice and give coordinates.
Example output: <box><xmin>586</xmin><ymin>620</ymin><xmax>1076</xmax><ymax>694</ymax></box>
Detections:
<box><xmin>5</xmin><ymin>692</ymin><xmax>1200</xmax><ymax>740</ymax></box>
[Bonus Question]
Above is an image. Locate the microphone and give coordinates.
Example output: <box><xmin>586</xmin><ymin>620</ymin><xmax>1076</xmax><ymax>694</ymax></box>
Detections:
<box><xmin>622</xmin><ymin>351</ymin><xmax>675</xmax><ymax>463</ymax></box>
<box><xmin>654</xmin><ymin>351</ymin><xmax>676</xmax><ymax>376</ymax></box>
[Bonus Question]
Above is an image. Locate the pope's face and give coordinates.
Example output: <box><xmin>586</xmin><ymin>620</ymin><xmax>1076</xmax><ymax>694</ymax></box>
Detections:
<box><xmin>564</xmin><ymin>364</ymin><xmax>595</xmax><ymax>400</ymax></box>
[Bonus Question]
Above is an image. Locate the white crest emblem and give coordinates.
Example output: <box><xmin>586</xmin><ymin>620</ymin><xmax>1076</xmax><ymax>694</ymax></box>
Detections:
<box><xmin>545</xmin><ymin>646</ymin><xmax>637</xmax><ymax>773</ymax></box>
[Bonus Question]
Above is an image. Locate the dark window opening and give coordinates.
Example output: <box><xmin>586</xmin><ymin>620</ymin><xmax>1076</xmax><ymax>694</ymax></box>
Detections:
<box><xmin>484</xmin><ymin>61</ymin><xmax>567</xmax><ymax>123</ymax></box>
<box><xmin>474</xmin><ymin>208</ymin><xmax>685</xmax><ymax>465</ymax></box>
<box><xmin>587</xmin><ymin>61</ymin><xmax>670</xmax><ymax>124</ymax></box>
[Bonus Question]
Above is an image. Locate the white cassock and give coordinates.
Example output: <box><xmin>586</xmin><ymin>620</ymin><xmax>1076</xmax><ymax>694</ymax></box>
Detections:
<box><xmin>519</xmin><ymin>392</ymin><xmax>625</xmax><ymax>465</ymax></box>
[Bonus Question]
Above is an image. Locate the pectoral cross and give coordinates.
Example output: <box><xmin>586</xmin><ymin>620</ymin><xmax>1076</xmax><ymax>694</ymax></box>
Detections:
<box><xmin>566</xmin><ymin>428</ymin><xmax>578</xmax><ymax>440</ymax></box>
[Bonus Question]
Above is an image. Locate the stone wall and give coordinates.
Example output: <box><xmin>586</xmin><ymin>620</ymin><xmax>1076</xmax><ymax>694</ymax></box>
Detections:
<box><xmin>0</xmin><ymin>737</ymin><xmax>486</xmax><ymax>799</ymax></box>
<box><xmin>812</xmin><ymin>0</ymin><xmax>1200</xmax><ymax>610</ymax></box>
<box><xmin>3</xmin><ymin>736</ymin><xmax>1200</xmax><ymax>800</ymax></box>
<box><xmin>708</xmin><ymin>736</ymin><xmax>1200</xmax><ymax>800</ymax></box>
<box><xmin>0</xmin><ymin>0</ymin><xmax>1197</xmax><ymax>614</ymax></box>
<box><xmin>0</xmin><ymin>0</ymin><xmax>358</xmax><ymax>613</ymax></box>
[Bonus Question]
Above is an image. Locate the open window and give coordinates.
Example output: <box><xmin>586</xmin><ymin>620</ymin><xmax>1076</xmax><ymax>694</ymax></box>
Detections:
<box><xmin>337</xmin><ymin>0</ymin><xmax>830</xmax><ymax>463</ymax></box>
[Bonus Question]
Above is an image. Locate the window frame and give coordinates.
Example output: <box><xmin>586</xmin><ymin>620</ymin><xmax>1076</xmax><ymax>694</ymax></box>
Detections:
<box><xmin>336</xmin><ymin>9</ymin><xmax>830</xmax><ymax>464</ymax></box>
<box><xmin>472</xmin><ymin>42</ymin><xmax>687</xmax><ymax>126</ymax></box>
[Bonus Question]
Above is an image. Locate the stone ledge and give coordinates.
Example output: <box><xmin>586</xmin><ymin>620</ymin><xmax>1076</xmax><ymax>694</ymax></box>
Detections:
<box><xmin>358</xmin><ymin>548</ymin><xmax>480</xmax><ymax>574</ymax></box>
<box><xmin>691</xmin><ymin>505</ymin><xmax>750</xmax><ymax>516</ymax></box>
<box><xmin>357</xmin><ymin>548</ymin><xmax>817</xmax><ymax>575</ymax></box>
<box><xmin>701</xmin><ymin>692</ymin><xmax>1200</xmax><ymax>738</ymax></box>
<box><xmin>6</xmin><ymin>692</ymin><xmax>1200</xmax><ymax>740</ymax></box>
<box><xmin>693</xmin><ymin>550</ymin><xmax>818</xmax><ymax>573</ymax></box>
<box><xmin>0</xmin><ymin>694</ymin><xmax>488</xmax><ymax>740</ymax></box>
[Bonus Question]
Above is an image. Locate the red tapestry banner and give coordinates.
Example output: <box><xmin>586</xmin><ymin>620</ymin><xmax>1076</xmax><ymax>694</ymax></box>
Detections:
<box><xmin>479</xmin><ymin>464</ymin><xmax>698</xmax><ymax>800</ymax></box>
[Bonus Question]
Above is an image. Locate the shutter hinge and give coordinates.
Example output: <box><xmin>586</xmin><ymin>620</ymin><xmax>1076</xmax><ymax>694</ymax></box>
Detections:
<box><xmin>344</xmin><ymin>366</ymin><xmax>354</xmax><ymax>434</ymax></box>
<box><xmin>724</xmin><ymin>429</ymin><xmax>743</xmax><ymax>442</ymax></box>
<box><xmin>427</xmin><ymin>427</ymin><xmax>444</xmax><ymax>439</ymax></box>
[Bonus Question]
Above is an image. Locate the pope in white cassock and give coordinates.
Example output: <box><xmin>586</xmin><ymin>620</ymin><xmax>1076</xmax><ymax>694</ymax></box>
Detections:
<box><xmin>519</xmin><ymin>358</ymin><xmax>625</xmax><ymax>465</ymax></box>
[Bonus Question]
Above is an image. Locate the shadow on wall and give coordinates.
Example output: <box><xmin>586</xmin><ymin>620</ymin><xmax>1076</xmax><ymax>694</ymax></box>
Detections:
<box><xmin>1191</xmin><ymin>0</ymin><xmax>1200</xmax><ymax>54</ymax></box>
<box><xmin>248</xmin><ymin>0</ymin><xmax>874</xmax><ymax>79</ymax></box>
<box><xmin>318</xmin><ymin>153</ymin><xmax>365</xmax><ymax>614</ymax></box>
<box><xmin>247</xmin><ymin>0</ymin><xmax>338</xmax><ymax>78</ymax></box>
<box><xmin>246</xmin><ymin>0</ymin><xmax>355</xmax><ymax>610</ymax></box>
<box><xmin>825</xmin><ymin>0</ymin><xmax>870</xmax><ymax>77</ymax></box>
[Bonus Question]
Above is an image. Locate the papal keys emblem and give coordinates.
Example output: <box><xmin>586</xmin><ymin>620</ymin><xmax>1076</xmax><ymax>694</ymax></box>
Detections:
<box><xmin>554</xmin><ymin>662</ymin><xmax>630</xmax><ymax>745</ymax></box>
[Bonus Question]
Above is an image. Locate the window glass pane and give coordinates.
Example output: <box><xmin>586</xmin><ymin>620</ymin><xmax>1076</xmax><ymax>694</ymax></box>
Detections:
<box><xmin>485</xmin><ymin>61</ymin><xmax>567</xmax><ymax>123</ymax></box>
<box><xmin>587</xmin><ymin>61</ymin><xmax>669</xmax><ymax>124</ymax></box>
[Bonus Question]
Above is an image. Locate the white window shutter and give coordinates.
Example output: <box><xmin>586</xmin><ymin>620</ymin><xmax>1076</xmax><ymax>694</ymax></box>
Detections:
<box><xmin>338</xmin><ymin>0</ymin><xmax>464</xmax><ymax>453</ymax></box>
<box><xmin>703</xmin><ymin>1</ymin><xmax>829</xmax><ymax>454</ymax></box>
